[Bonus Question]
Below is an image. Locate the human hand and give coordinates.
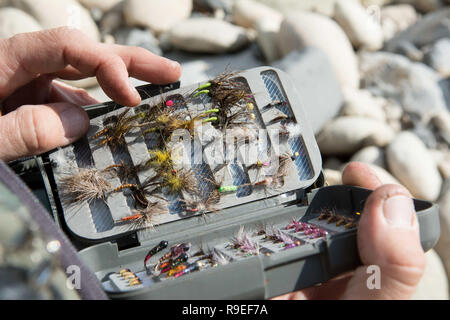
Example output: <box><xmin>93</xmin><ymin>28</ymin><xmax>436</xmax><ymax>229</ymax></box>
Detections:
<box><xmin>274</xmin><ymin>162</ymin><xmax>425</xmax><ymax>300</ymax></box>
<box><xmin>0</xmin><ymin>27</ymin><xmax>181</xmax><ymax>162</ymax></box>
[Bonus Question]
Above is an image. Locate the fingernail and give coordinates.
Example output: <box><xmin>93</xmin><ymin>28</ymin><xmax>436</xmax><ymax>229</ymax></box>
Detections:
<box><xmin>128</xmin><ymin>80</ymin><xmax>141</xmax><ymax>106</ymax></box>
<box><xmin>60</xmin><ymin>107</ymin><xmax>88</xmax><ymax>140</ymax></box>
<box><xmin>383</xmin><ymin>195</ymin><xmax>415</xmax><ymax>227</ymax></box>
<box><xmin>129</xmin><ymin>80</ymin><xmax>140</xmax><ymax>98</ymax></box>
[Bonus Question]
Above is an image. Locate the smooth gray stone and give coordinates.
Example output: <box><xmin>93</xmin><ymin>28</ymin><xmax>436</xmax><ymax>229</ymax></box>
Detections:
<box><xmin>385</xmin><ymin>8</ymin><xmax>450</xmax><ymax>54</ymax></box>
<box><xmin>114</xmin><ymin>27</ymin><xmax>162</xmax><ymax>56</ymax></box>
<box><xmin>439</xmin><ymin>77</ymin><xmax>450</xmax><ymax>111</ymax></box>
<box><xmin>272</xmin><ymin>48</ymin><xmax>343</xmax><ymax>134</ymax></box>
<box><xmin>360</xmin><ymin>51</ymin><xmax>446</xmax><ymax>116</ymax></box>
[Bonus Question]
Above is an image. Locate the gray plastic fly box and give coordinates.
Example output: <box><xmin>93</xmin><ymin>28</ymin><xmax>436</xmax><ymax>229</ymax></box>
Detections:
<box><xmin>44</xmin><ymin>67</ymin><xmax>440</xmax><ymax>299</ymax></box>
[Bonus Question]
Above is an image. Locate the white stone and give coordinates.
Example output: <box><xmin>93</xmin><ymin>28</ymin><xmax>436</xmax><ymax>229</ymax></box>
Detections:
<box><xmin>278</xmin><ymin>11</ymin><xmax>360</xmax><ymax>89</ymax></box>
<box><xmin>360</xmin><ymin>0</ymin><xmax>393</xmax><ymax>6</ymax></box>
<box><xmin>426</xmin><ymin>38</ymin><xmax>450</xmax><ymax>78</ymax></box>
<box><xmin>167</xmin><ymin>18</ymin><xmax>250</xmax><ymax>53</ymax></box>
<box><xmin>385</xmin><ymin>8</ymin><xmax>450</xmax><ymax>54</ymax></box>
<box><xmin>124</xmin><ymin>0</ymin><xmax>193</xmax><ymax>35</ymax></box>
<box><xmin>79</xmin><ymin>0</ymin><xmax>122</xmax><ymax>12</ymax></box>
<box><xmin>359</xmin><ymin>51</ymin><xmax>447</xmax><ymax>118</ymax></box>
<box><xmin>430</xmin><ymin>149</ymin><xmax>450</xmax><ymax>180</ymax></box>
<box><xmin>324</xmin><ymin>169</ymin><xmax>342</xmax><ymax>186</ymax></box>
<box><xmin>255</xmin><ymin>18</ymin><xmax>282</xmax><ymax>63</ymax></box>
<box><xmin>324</xmin><ymin>158</ymin><xmax>343</xmax><ymax>171</ymax></box>
<box><xmin>334</xmin><ymin>0</ymin><xmax>384</xmax><ymax>51</ymax></box>
<box><xmin>351</xmin><ymin>146</ymin><xmax>386</xmax><ymax>168</ymax></box>
<box><xmin>431</xmin><ymin>110</ymin><xmax>450</xmax><ymax>147</ymax></box>
<box><xmin>383</xmin><ymin>100</ymin><xmax>403</xmax><ymax>122</ymax></box>
<box><xmin>11</xmin><ymin>0</ymin><xmax>100</xmax><ymax>41</ymax></box>
<box><xmin>100</xmin><ymin>7</ymin><xmax>124</xmax><ymax>35</ymax></box>
<box><xmin>396</xmin><ymin>0</ymin><xmax>444</xmax><ymax>13</ymax></box>
<box><xmin>380</xmin><ymin>4</ymin><xmax>418</xmax><ymax>41</ymax></box>
<box><xmin>341</xmin><ymin>89</ymin><xmax>386</xmax><ymax>121</ymax></box>
<box><xmin>232</xmin><ymin>0</ymin><xmax>282</xmax><ymax>29</ymax></box>
<box><xmin>412</xmin><ymin>250</ymin><xmax>449</xmax><ymax>300</ymax></box>
<box><xmin>317</xmin><ymin>117</ymin><xmax>395</xmax><ymax>156</ymax></box>
<box><xmin>0</xmin><ymin>7</ymin><xmax>41</xmax><ymax>39</ymax></box>
<box><xmin>386</xmin><ymin>131</ymin><xmax>443</xmax><ymax>201</ymax></box>
<box><xmin>254</xmin><ymin>0</ymin><xmax>338</xmax><ymax>17</ymax></box>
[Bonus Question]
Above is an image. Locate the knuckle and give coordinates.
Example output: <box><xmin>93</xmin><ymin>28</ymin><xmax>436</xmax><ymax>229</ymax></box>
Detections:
<box><xmin>52</xmin><ymin>26</ymin><xmax>87</xmax><ymax>44</ymax></box>
<box><xmin>16</xmin><ymin>106</ymin><xmax>47</xmax><ymax>154</ymax></box>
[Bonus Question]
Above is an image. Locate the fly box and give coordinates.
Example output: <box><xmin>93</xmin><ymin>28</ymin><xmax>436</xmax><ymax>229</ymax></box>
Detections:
<box><xmin>36</xmin><ymin>67</ymin><xmax>440</xmax><ymax>300</ymax></box>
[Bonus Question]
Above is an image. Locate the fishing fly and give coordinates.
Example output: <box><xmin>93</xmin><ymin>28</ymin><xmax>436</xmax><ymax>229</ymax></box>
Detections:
<box><xmin>59</xmin><ymin>168</ymin><xmax>111</xmax><ymax>204</ymax></box>
<box><xmin>92</xmin><ymin>108</ymin><xmax>140</xmax><ymax>148</ymax></box>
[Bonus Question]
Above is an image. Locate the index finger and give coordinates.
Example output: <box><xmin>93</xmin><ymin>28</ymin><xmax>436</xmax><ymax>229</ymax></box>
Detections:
<box><xmin>0</xmin><ymin>27</ymin><xmax>181</xmax><ymax>106</ymax></box>
<box><xmin>342</xmin><ymin>162</ymin><xmax>383</xmax><ymax>190</ymax></box>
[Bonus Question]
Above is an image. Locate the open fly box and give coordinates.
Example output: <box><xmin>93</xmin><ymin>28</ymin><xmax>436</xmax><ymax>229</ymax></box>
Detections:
<box><xmin>39</xmin><ymin>67</ymin><xmax>440</xmax><ymax>299</ymax></box>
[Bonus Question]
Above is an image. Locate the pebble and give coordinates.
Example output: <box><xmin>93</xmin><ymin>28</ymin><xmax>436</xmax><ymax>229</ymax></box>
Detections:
<box><xmin>386</xmin><ymin>131</ymin><xmax>443</xmax><ymax>201</ymax></box>
<box><xmin>272</xmin><ymin>48</ymin><xmax>344</xmax><ymax>134</ymax></box>
<box><xmin>232</xmin><ymin>0</ymin><xmax>282</xmax><ymax>29</ymax></box>
<box><xmin>397</xmin><ymin>0</ymin><xmax>444</xmax><ymax>13</ymax></box>
<box><xmin>334</xmin><ymin>0</ymin><xmax>384</xmax><ymax>51</ymax></box>
<box><xmin>430</xmin><ymin>149</ymin><xmax>450</xmax><ymax>179</ymax></box>
<box><xmin>425</xmin><ymin>38</ymin><xmax>450</xmax><ymax>78</ymax></box>
<box><xmin>385</xmin><ymin>8</ymin><xmax>450</xmax><ymax>55</ymax></box>
<box><xmin>123</xmin><ymin>0</ymin><xmax>193</xmax><ymax>34</ymax></box>
<box><xmin>12</xmin><ymin>0</ymin><xmax>100</xmax><ymax>41</ymax></box>
<box><xmin>255</xmin><ymin>19</ymin><xmax>282</xmax><ymax>63</ymax></box>
<box><xmin>430</xmin><ymin>110</ymin><xmax>450</xmax><ymax>145</ymax></box>
<box><xmin>360</xmin><ymin>0</ymin><xmax>394</xmax><ymax>6</ymax></box>
<box><xmin>341</xmin><ymin>88</ymin><xmax>386</xmax><ymax>121</ymax></box>
<box><xmin>380</xmin><ymin>4</ymin><xmax>418</xmax><ymax>41</ymax></box>
<box><xmin>0</xmin><ymin>7</ymin><xmax>41</xmax><ymax>39</ymax></box>
<box><xmin>78</xmin><ymin>0</ymin><xmax>122</xmax><ymax>12</ymax></box>
<box><xmin>252</xmin><ymin>0</ymin><xmax>338</xmax><ymax>17</ymax></box>
<box><xmin>351</xmin><ymin>146</ymin><xmax>386</xmax><ymax>168</ymax></box>
<box><xmin>167</xmin><ymin>17</ymin><xmax>250</xmax><ymax>53</ymax></box>
<box><xmin>114</xmin><ymin>28</ymin><xmax>162</xmax><ymax>56</ymax></box>
<box><xmin>439</xmin><ymin>78</ymin><xmax>450</xmax><ymax>111</ymax></box>
<box><xmin>324</xmin><ymin>169</ymin><xmax>342</xmax><ymax>186</ymax></box>
<box><xmin>165</xmin><ymin>44</ymin><xmax>263</xmax><ymax>85</ymax></box>
<box><xmin>323</xmin><ymin>157</ymin><xmax>343</xmax><ymax>171</ymax></box>
<box><xmin>194</xmin><ymin>0</ymin><xmax>232</xmax><ymax>13</ymax></box>
<box><xmin>359</xmin><ymin>51</ymin><xmax>447</xmax><ymax>118</ymax></box>
<box><xmin>411</xmin><ymin>121</ymin><xmax>439</xmax><ymax>149</ymax></box>
<box><xmin>278</xmin><ymin>11</ymin><xmax>360</xmax><ymax>89</ymax></box>
<box><xmin>317</xmin><ymin>117</ymin><xmax>395</xmax><ymax>156</ymax></box>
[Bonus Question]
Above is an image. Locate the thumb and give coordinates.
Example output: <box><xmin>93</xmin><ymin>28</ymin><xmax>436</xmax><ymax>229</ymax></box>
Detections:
<box><xmin>342</xmin><ymin>184</ymin><xmax>426</xmax><ymax>299</ymax></box>
<box><xmin>0</xmin><ymin>103</ymin><xmax>89</xmax><ymax>162</ymax></box>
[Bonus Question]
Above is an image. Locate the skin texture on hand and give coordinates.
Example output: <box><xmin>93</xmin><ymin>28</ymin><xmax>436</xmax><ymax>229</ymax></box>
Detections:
<box><xmin>273</xmin><ymin>162</ymin><xmax>425</xmax><ymax>300</ymax></box>
<box><xmin>0</xmin><ymin>27</ymin><xmax>181</xmax><ymax>162</ymax></box>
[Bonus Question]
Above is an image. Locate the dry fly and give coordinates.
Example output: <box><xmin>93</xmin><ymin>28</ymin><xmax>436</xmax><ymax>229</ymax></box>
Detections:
<box><xmin>113</xmin><ymin>169</ymin><xmax>199</xmax><ymax>201</ymax></box>
<box><xmin>92</xmin><ymin>108</ymin><xmax>139</xmax><ymax>148</ymax></box>
<box><xmin>192</xmin><ymin>71</ymin><xmax>255</xmax><ymax>130</ymax></box>
<box><xmin>115</xmin><ymin>201</ymin><xmax>169</xmax><ymax>230</ymax></box>
<box><xmin>59</xmin><ymin>169</ymin><xmax>111</xmax><ymax>204</ymax></box>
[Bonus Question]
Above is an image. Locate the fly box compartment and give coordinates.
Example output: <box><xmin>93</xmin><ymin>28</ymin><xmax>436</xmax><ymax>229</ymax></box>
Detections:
<box><xmin>39</xmin><ymin>67</ymin><xmax>440</xmax><ymax>299</ymax></box>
